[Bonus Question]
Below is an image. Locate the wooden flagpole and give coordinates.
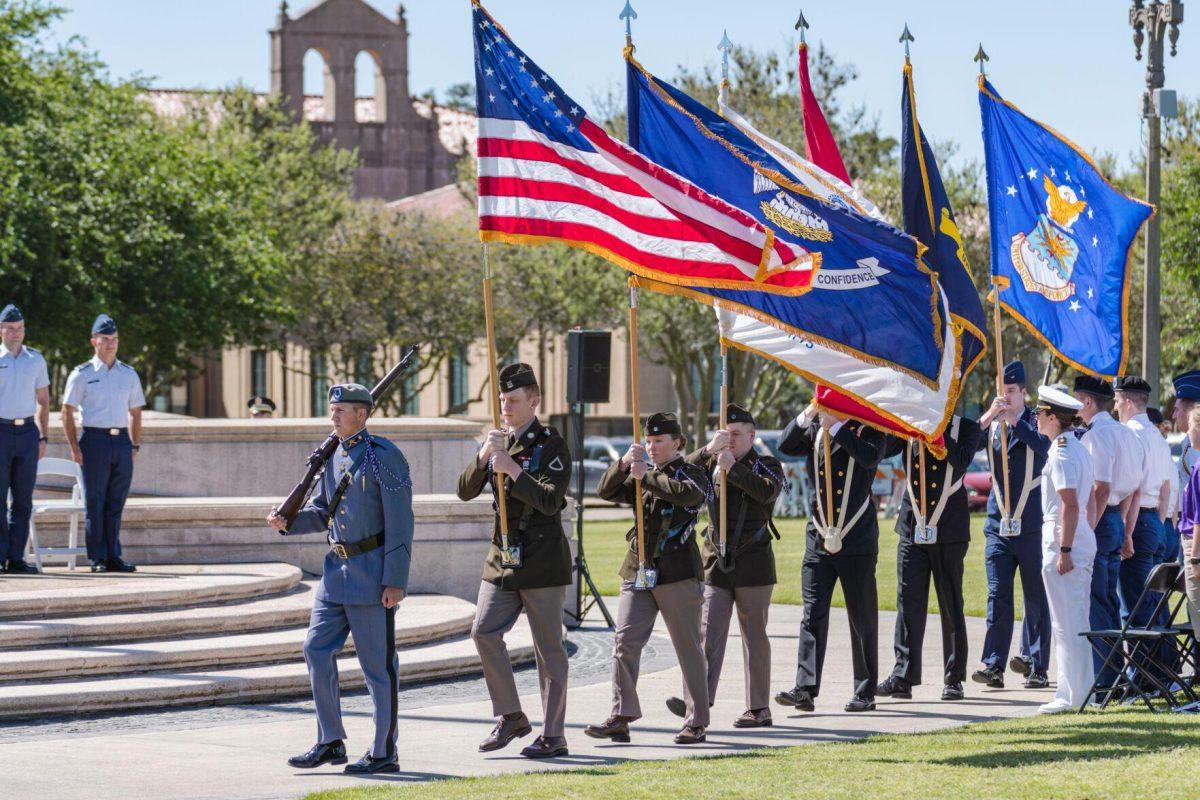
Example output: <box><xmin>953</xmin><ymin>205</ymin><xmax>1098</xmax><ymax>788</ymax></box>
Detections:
<box><xmin>482</xmin><ymin>244</ymin><xmax>511</xmax><ymax>554</ymax></box>
<box><xmin>717</xmin><ymin>343</ymin><xmax>729</xmax><ymax>557</ymax></box>
<box><xmin>991</xmin><ymin>284</ymin><xmax>1012</xmax><ymax>522</ymax></box>
<box><xmin>628</xmin><ymin>281</ymin><xmax>648</xmax><ymax>580</ymax></box>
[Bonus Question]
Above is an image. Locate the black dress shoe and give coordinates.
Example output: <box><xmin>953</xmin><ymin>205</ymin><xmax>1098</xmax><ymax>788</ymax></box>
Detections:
<box><xmin>106</xmin><ymin>558</ymin><xmax>136</xmax><ymax>573</ymax></box>
<box><xmin>876</xmin><ymin>675</ymin><xmax>912</xmax><ymax>699</ymax></box>
<box><xmin>774</xmin><ymin>686</ymin><xmax>815</xmax><ymax>712</ymax></box>
<box><xmin>1024</xmin><ymin>672</ymin><xmax>1050</xmax><ymax>689</ymax></box>
<box><xmin>5</xmin><ymin>560</ymin><xmax>38</xmax><ymax>575</ymax></box>
<box><xmin>1008</xmin><ymin>655</ymin><xmax>1032</xmax><ymax>677</ymax></box>
<box><xmin>478</xmin><ymin>712</ymin><xmax>532</xmax><ymax>752</ymax></box>
<box><xmin>90</xmin><ymin>561</ymin><xmax>108</xmax><ymax>573</ymax></box>
<box><xmin>344</xmin><ymin>751</ymin><xmax>399</xmax><ymax>774</ymax></box>
<box><xmin>732</xmin><ymin>708</ymin><xmax>772</xmax><ymax>728</ymax></box>
<box><xmin>665</xmin><ymin>696</ymin><xmax>687</xmax><ymax>718</ymax></box>
<box><xmin>971</xmin><ymin>665</ymin><xmax>1005</xmax><ymax>688</ymax></box>
<box><xmin>584</xmin><ymin>715</ymin><xmax>632</xmax><ymax>743</ymax></box>
<box><xmin>288</xmin><ymin>740</ymin><xmax>347</xmax><ymax>768</ymax></box>
<box><xmin>942</xmin><ymin>682</ymin><xmax>964</xmax><ymax>701</ymax></box>
<box><xmin>844</xmin><ymin>694</ymin><xmax>876</xmax><ymax>712</ymax></box>
<box><xmin>674</xmin><ymin>725</ymin><xmax>706</xmax><ymax>744</ymax></box>
<box><xmin>520</xmin><ymin>735</ymin><xmax>569</xmax><ymax>759</ymax></box>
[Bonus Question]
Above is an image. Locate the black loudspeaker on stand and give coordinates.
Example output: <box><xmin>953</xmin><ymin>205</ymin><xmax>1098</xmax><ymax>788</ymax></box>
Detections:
<box><xmin>564</xmin><ymin>330</ymin><xmax>615</xmax><ymax>629</ymax></box>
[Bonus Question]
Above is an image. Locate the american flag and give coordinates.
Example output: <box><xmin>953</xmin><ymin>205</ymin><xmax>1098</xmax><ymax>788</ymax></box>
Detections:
<box><xmin>472</xmin><ymin>2</ymin><xmax>815</xmax><ymax>294</ymax></box>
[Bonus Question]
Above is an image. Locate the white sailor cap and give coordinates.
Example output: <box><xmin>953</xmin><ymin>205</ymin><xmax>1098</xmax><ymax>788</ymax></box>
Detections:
<box><xmin>1035</xmin><ymin>384</ymin><xmax>1083</xmax><ymax>415</ymax></box>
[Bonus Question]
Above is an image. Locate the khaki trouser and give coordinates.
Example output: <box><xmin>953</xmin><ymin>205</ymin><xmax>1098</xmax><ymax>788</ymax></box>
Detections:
<box><xmin>701</xmin><ymin>583</ymin><xmax>773</xmax><ymax>710</ymax></box>
<box><xmin>611</xmin><ymin>578</ymin><xmax>709</xmax><ymax>728</ymax></box>
<box><xmin>471</xmin><ymin>581</ymin><xmax>568</xmax><ymax>737</ymax></box>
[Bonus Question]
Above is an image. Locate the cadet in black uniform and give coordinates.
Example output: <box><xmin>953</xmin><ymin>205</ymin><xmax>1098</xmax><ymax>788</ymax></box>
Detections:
<box><xmin>774</xmin><ymin>402</ymin><xmax>886</xmax><ymax>712</ymax></box>
<box><xmin>457</xmin><ymin>363</ymin><xmax>573</xmax><ymax>760</ymax></box>
<box><xmin>663</xmin><ymin>403</ymin><xmax>784</xmax><ymax>728</ymax></box>
<box><xmin>877</xmin><ymin>416</ymin><xmax>983</xmax><ymax>702</ymax></box>
<box><xmin>586</xmin><ymin>412</ymin><xmax>712</xmax><ymax>745</ymax></box>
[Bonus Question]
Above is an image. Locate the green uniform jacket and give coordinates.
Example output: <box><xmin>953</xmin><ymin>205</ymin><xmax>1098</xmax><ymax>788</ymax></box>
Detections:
<box><xmin>457</xmin><ymin>418</ymin><xmax>573</xmax><ymax>590</ymax></box>
<box><xmin>687</xmin><ymin>447</ymin><xmax>785</xmax><ymax>589</ymax></box>
<box><xmin>597</xmin><ymin>455</ymin><xmax>708</xmax><ymax>586</ymax></box>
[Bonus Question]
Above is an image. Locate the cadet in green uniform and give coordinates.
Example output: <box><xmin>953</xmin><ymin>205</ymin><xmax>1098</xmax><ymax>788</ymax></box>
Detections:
<box><xmin>664</xmin><ymin>403</ymin><xmax>784</xmax><ymax>728</ymax></box>
<box><xmin>586</xmin><ymin>412</ymin><xmax>711</xmax><ymax>745</ymax></box>
<box><xmin>457</xmin><ymin>363</ymin><xmax>573</xmax><ymax>760</ymax></box>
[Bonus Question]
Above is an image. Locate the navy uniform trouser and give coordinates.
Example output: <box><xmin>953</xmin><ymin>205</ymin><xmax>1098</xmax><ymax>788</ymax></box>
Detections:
<box><xmin>1089</xmin><ymin>508</ymin><xmax>1124</xmax><ymax>688</ymax></box>
<box><xmin>1119</xmin><ymin>509</ymin><xmax>1170</xmax><ymax>683</ymax></box>
<box><xmin>304</xmin><ymin>598</ymin><xmax>398</xmax><ymax>758</ymax></box>
<box><xmin>891</xmin><ymin>537</ymin><xmax>970</xmax><ymax>686</ymax></box>
<box><xmin>795</xmin><ymin>551</ymin><xmax>878</xmax><ymax>699</ymax></box>
<box><xmin>980</xmin><ymin>528</ymin><xmax>1051</xmax><ymax>674</ymax></box>
<box><xmin>0</xmin><ymin>423</ymin><xmax>39</xmax><ymax>562</ymax></box>
<box><xmin>79</xmin><ymin>428</ymin><xmax>134</xmax><ymax>563</ymax></box>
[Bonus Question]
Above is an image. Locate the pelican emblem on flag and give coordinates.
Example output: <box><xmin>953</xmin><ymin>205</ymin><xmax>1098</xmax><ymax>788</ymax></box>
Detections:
<box><xmin>1009</xmin><ymin>174</ymin><xmax>1087</xmax><ymax>302</ymax></box>
<box><xmin>761</xmin><ymin>191</ymin><xmax>832</xmax><ymax>242</ymax></box>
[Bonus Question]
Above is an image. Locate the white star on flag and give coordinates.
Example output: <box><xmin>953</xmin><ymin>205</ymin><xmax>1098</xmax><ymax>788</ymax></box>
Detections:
<box><xmin>1064</xmin><ymin>170</ymin><xmax>1072</xmax><ymax>182</ymax></box>
<box><xmin>1049</xmin><ymin>167</ymin><xmax>1056</xmax><ymax>177</ymax></box>
<box><xmin>488</xmin><ymin>93</ymin><xmax>496</xmax><ymax>102</ymax></box>
<box><xmin>1026</xmin><ymin>168</ymin><xmax>1038</xmax><ymax>179</ymax></box>
<box><xmin>1087</xmin><ymin>287</ymin><xmax>1095</xmax><ymax>299</ymax></box>
<box><xmin>518</xmin><ymin>55</ymin><xmax>527</xmax><ymax>65</ymax></box>
<box><xmin>1006</xmin><ymin>185</ymin><xmax>1017</xmax><ymax>196</ymax></box>
<box><xmin>1092</xmin><ymin>236</ymin><xmax>1099</xmax><ymax>247</ymax></box>
<box><xmin>485</xmin><ymin>68</ymin><xmax>494</xmax><ymax>76</ymax></box>
<box><xmin>1069</xmin><ymin>300</ymin><xmax>1082</xmax><ymax>312</ymax></box>
<box><xmin>1087</xmin><ymin>208</ymin><xmax>1093</xmax><ymax>219</ymax></box>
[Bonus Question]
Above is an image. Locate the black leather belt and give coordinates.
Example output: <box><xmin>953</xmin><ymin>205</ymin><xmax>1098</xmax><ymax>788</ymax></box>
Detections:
<box><xmin>1105</xmin><ymin>505</ymin><xmax>1122</xmax><ymax>512</ymax></box>
<box><xmin>329</xmin><ymin>531</ymin><xmax>384</xmax><ymax>560</ymax></box>
<box><xmin>0</xmin><ymin>417</ymin><xmax>34</xmax><ymax>427</ymax></box>
<box><xmin>84</xmin><ymin>426</ymin><xmax>128</xmax><ymax>435</ymax></box>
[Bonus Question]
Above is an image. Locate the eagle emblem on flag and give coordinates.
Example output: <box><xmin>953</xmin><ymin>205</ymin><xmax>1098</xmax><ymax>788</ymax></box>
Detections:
<box><xmin>1009</xmin><ymin>174</ymin><xmax>1087</xmax><ymax>302</ymax></box>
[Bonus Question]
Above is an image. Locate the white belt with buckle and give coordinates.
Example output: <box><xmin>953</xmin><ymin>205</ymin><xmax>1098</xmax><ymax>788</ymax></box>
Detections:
<box><xmin>108</xmin><ymin>428</ymin><xmax>120</xmax><ymax>435</ymax></box>
<box><xmin>13</xmin><ymin>418</ymin><xmax>24</xmax><ymax>426</ymax></box>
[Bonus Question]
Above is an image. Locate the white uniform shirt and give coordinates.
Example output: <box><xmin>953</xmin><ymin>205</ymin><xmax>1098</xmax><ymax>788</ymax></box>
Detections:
<box><xmin>1042</xmin><ymin>433</ymin><xmax>1095</xmax><ymax>526</ymax></box>
<box><xmin>1179</xmin><ymin>439</ymin><xmax>1198</xmax><ymax>517</ymax></box>
<box><xmin>1125</xmin><ymin>413</ymin><xmax>1173</xmax><ymax>509</ymax></box>
<box><xmin>0</xmin><ymin>345</ymin><xmax>49</xmax><ymax>419</ymax></box>
<box><xmin>1081</xmin><ymin>412</ymin><xmax>1143</xmax><ymax>506</ymax></box>
<box><xmin>62</xmin><ymin>356</ymin><xmax>146</xmax><ymax>429</ymax></box>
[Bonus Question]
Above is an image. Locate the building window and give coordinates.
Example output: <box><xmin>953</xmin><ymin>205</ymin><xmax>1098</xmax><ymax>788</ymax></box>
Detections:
<box><xmin>355</xmin><ymin>352</ymin><xmax>374</xmax><ymax>387</ymax></box>
<box><xmin>400</xmin><ymin>345</ymin><xmax>420</xmax><ymax>416</ymax></box>
<box><xmin>448</xmin><ymin>346</ymin><xmax>468</xmax><ymax>413</ymax></box>
<box><xmin>311</xmin><ymin>352</ymin><xmax>329</xmax><ymax>417</ymax></box>
<box><xmin>251</xmin><ymin>350</ymin><xmax>268</xmax><ymax>399</ymax></box>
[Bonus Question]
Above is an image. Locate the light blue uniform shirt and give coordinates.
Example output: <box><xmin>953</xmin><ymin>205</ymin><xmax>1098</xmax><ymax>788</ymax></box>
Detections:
<box><xmin>63</xmin><ymin>356</ymin><xmax>146</xmax><ymax>428</ymax></box>
<box><xmin>0</xmin><ymin>345</ymin><xmax>49</xmax><ymax>419</ymax></box>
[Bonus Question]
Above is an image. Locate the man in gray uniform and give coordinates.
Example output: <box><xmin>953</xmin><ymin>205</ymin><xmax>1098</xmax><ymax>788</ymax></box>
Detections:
<box><xmin>457</xmin><ymin>363</ymin><xmax>573</xmax><ymax>759</ymax></box>
<box><xmin>0</xmin><ymin>304</ymin><xmax>50</xmax><ymax>574</ymax></box>
<box><xmin>268</xmin><ymin>383</ymin><xmax>415</xmax><ymax>775</ymax></box>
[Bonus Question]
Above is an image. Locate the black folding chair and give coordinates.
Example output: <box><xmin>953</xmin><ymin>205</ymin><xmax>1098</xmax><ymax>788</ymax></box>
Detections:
<box><xmin>1079</xmin><ymin>562</ymin><xmax>1197</xmax><ymax>712</ymax></box>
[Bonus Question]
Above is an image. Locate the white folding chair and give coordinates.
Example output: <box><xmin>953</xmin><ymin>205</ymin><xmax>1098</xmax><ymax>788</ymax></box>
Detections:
<box><xmin>25</xmin><ymin>457</ymin><xmax>88</xmax><ymax>571</ymax></box>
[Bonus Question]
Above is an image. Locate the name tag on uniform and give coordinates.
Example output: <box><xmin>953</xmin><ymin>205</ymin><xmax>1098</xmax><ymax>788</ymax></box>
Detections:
<box><xmin>914</xmin><ymin>524</ymin><xmax>938</xmax><ymax>545</ymax></box>
<box><xmin>1000</xmin><ymin>518</ymin><xmax>1022</xmax><ymax>537</ymax></box>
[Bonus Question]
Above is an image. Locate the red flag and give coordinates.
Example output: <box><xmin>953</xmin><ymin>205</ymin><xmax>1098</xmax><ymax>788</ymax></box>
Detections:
<box><xmin>798</xmin><ymin>43</ymin><xmax>851</xmax><ymax>185</ymax></box>
<box><xmin>798</xmin><ymin>42</ymin><xmax>946</xmax><ymax>450</ymax></box>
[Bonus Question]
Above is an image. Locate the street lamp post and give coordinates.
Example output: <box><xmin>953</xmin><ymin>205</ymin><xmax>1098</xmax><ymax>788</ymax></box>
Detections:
<box><xmin>1130</xmin><ymin>0</ymin><xmax>1182</xmax><ymax>396</ymax></box>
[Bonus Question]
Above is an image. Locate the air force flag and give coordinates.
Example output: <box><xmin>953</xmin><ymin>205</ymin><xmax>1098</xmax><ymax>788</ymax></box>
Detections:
<box><xmin>979</xmin><ymin>78</ymin><xmax>1152</xmax><ymax>378</ymax></box>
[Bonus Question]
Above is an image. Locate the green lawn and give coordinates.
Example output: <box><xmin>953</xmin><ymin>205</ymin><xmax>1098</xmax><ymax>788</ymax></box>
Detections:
<box><xmin>580</xmin><ymin>514</ymin><xmax>1023</xmax><ymax>619</ymax></box>
<box><xmin>305</xmin><ymin>709</ymin><xmax>1200</xmax><ymax>800</ymax></box>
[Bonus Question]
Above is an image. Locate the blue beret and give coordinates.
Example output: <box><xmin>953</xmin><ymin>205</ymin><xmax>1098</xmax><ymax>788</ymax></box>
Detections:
<box><xmin>91</xmin><ymin>314</ymin><xmax>117</xmax><ymax>335</ymax></box>
<box><xmin>1003</xmin><ymin>360</ymin><xmax>1025</xmax><ymax>385</ymax></box>
<box><xmin>0</xmin><ymin>304</ymin><xmax>23</xmax><ymax>323</ymax></box>
<box><xmin>1173</xmin><ymin>370</ymin><xmax>1200</xmax><ymax>402</ymax></box>
<box><xmin>328</xmin><ymin>383</ymin><xmax>372</xmax><ymax>407</ymax></box>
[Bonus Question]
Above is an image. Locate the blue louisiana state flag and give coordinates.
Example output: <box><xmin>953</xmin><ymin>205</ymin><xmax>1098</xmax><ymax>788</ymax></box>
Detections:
<box><xmin>626</xmin><ymin>53</ymin><xmax>946</xmax><ymax>386</ymax></box>
<box><xmin>902</xmin><ymin>61</ymin><xmax>987</xmax><ymax>378</ymax></box>
<box><xmin>980</xmin><ymin>78</ymin><xmax>1152</xmax><ymax>378</ymax></box>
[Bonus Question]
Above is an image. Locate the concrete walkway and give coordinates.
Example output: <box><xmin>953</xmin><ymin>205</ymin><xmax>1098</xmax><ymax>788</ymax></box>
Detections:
<box><xmin>0</xmin><ymin>602</ymin><xmax>1051</xmax><ymax>800</ymax></box>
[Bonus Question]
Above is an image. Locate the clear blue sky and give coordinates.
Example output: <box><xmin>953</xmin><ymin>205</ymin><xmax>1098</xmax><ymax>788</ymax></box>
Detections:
<box><xmin>52</xmin><ymin>1</ymin><xmax>1200</xmax><ymax>172</ymax></box>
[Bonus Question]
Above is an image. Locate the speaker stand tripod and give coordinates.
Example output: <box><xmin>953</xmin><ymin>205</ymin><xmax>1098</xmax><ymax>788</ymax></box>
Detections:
<box><xmin>564</xmin><ymin>400</ymin><xmax>614</xmax><ymax>629</ymax></box>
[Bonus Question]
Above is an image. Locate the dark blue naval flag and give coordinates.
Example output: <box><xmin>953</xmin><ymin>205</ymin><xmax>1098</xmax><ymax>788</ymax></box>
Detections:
<box><xmin>625</xmin><ymin>54</ymin><xmax>947</xmax><ymax>385</ymax></box>
<box><xmin>902</xmin><ymin>62</ymin><xmax>987</xmax><ymax>378</ymax></box>
<box><xmin>979</xmin><ymin>78</ymin><xmax>1153</xmax><ymax>378</ymax></box>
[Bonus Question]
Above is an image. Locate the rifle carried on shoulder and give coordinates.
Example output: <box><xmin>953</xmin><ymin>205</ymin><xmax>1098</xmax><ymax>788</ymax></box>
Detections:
<box><xmin>274</xmin><ymin>344</ymin><xmax>421</xmax><ymax>525</ymax></box>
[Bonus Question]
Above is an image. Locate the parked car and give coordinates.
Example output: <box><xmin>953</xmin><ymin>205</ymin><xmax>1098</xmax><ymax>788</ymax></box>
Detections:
<box><xmin>579</xmin><ymin>436</ymin><xmax>621</xmax><ymax>497</ymax></box>
<box><xmin>963</xmin><ymin>452</ymin><xmax>992</xmax><ymax>512</ymax></box>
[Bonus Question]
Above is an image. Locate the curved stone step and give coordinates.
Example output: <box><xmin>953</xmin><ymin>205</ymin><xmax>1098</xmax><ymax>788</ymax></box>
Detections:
<box><xmin>0</xmin><ymin>619</ymin><xmax>533</xmax><ymax>720</ymax></box>
<box><xmin>0</xmin><ymin>582</ymin><xmax>319</xmax><ymax>650</ymax></box>
<box><xmin>0</xmin><ymin>564</ymin><xmax>302</xmax><ymax>620</ymax></box>
<box><xmin>0</xmin><ymin>595</ymin><xmax>476</xmax><ymax>681</ymax></box>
